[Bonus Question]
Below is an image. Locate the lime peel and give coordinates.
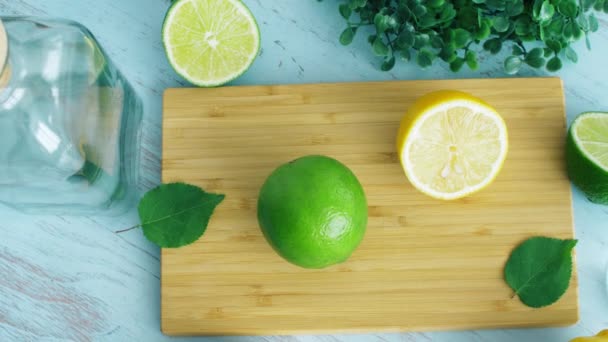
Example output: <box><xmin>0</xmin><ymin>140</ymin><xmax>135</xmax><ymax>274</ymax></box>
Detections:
<box><xmin>257</xmin><ymin>155</ymin><xmax>368</xmax><ymax>269</ymax></box>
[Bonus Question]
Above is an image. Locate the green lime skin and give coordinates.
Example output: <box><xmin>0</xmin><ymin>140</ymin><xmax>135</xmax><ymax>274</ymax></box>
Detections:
<box><xmin>566</xmin><ymin>125</ymin><xmax>608</xmax><ymax>205</ymax></box>
<box><xmin>257</xmin><ymin>155</ymin><xmax>368</xmax><ymax>269</ymax></box>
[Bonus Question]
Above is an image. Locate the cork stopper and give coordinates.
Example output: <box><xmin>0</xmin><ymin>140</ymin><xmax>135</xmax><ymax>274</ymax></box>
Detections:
<box><xmin>0</xmin><ymin>19</ymin><xmax>8</xmax><ymax>89</ymax></box>
<box><xmin>0</xmin><ymin>19</ymin><xmax>6</xmax><ymax>72</ymax></box>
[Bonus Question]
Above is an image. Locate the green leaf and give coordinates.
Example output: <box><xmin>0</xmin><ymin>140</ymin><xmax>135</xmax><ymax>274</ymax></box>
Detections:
<box><xmin>512</xmin><ymin>44</ymin><xmax>524</xmax><ymax>56</ymax></box>
<box><xmin>430</xmin><ymin>34</ymin><xmax>444</xmax><ymax>48</ymax></box>
<box><xmin>525</xmin><ymin>55</ymin><xmax>546</xmax><ymax>68</ymax></box>
<box><xmin>581</xmin><ymin>0</ymin><xmax>595</xmax><ymax>10</ymax></box>
<box><xmin>138</xmin><ymin>183</ymin><xmax>225</xmax><ymax>248</ymax></box>
<box><xmin>504</xmin><ymin>56</ymin><xmax>523</xmax><ymax>74</ymax></box>
<box><xmin>449</xmin><ymin>57</ymin><xmax>465</xmax><ymax>72</ymax></box>
<box><xmin>387</xmin><ymin>15</ymin><xmax>399</xmax><ymax>29</ymax></box>
<box><xmin>466</xmin><ymin>50</ymin><xmax>478</xmax><ymax>70</ymax></box>
<box><xmin>459</xmin><ymin>6</ymin><xmax>478</xmax><ymax>27</ymax></box>
<box><xmin>486</xmin><ymin>0</ymin><xmax>506</xmax><ymax>10</ymax></box>
<box><xmin>547</xmin><ymin>18</ymin><xmax>565</xmax><ymax>36</ymax></box>
<box><xmin>493</xmin><ymin>16</ymin><xmax>511</xmax><ymax>32</ymax></box>
<box><xmin>483</xmin><ymin>38</ymin><xmax>502</xmax><ymax>54</ymax></box>
<box><xmin>413</xmin><ymin>4</ymin><xmax>428</xmax><ymax>17</ymax></box>
<box><xmin>440</xmin><ymin>4</ymin><xmax>457</xmax><ymax>21</ymax></box>
<box><xmin>381</xmin><ymin>56</ymin><xmax>396</xmax><ymax>71</ymax></box>
<box><xmin>558</xmin><ymin>0</ymin><xmax>578</xmax><ymax>17</ymax></box>
<box><xmin>428</xmin><ymin>0</ymin><xmax>445</xmax><ymax>8</ymax></box>
<box><xmin>413</xmin><ymin>34</ymin><xmax>430</xmax><ymax>49</ymax></box>
<box><xmin>477</xmin><ymin>22</ymin><xmax>492</xmax><ymax>40</ymax></box>
<box><xmin>504</xmin><ymin>237</ymin><xmax>577</xmax><ymax>308</ymax></box>
<box><xmin>515</xmin><ymin>17</ymin><xmax>531</xmax><ymax>35</ymax></box>
<box><xmin>340</xmin><ymin>27</ymin><xmax>356</xmax><ymax>45</ymax></box>
<box><xmin>400</xmin><ymin>49</ymin><xmax>411</xmax><ymax>61</ymax></box>
<box><xmin>372</xmin><ymin>38</ymin><xmax>390</xmax><ymax>56</ymax></box>
<box><xmin>453</xmin><ymin>28</ymin><xmax>471</xmax><ymax>48</ymax></box>
<box><xmin>359</xmin><ymin>7</ymin><xmax>373</xmax><ymax>20</ymax></box>
<box><xmin>520</xmin><ymin>33</ymin><xmax>536</xmax><ymax>42</ymax></box>
<box><xmin>539</xmin><ymin>1</ymin><xmax>556</xmax><ymax>22</ymax></box>
<box><xmin>572</xmin><ymin>23</ymin><xmax>583</xmax><ymax>40</ymax></box>
<box><xmin>546</xmin><ymin>39</ymin><xmax>562</xmax><ymax>52</ymax></box>
<box><xmin>439</xmin><ymin>45</ymin><xmax>457</xmax><ymax>62</ymax></box>
<box><xmin>339</xmin><ymin>4</ymin><xmax>352</xmax><ymax>19</ymax></box>
<box><xmin>564</xmin><ymin>46</ymin><xmax>578</xmax><ymax>62</ymax></box>
<box><xmin>577</xmin><ymin>15</ymin><xmax>589</xmax><ymax>31</ymax></box>
<box><xmin>349</xmin><ymin>0</ymin><xmax>367</xmax><ymax>9</ymax></box>
<box><xmin>397</xmin><ymin>30</ymin><xmax>416</xmax><ymax>48</ymax></box>
<box><xmin>419</xmin><ymin>16</ymin><xmax>437</xmax><ymax>29</ymax></box>
<box><xmin>528</xmin><ymin>47</ymin><xmax>544</xmax><ymax>59</ymax></box>
<box><xmin>416</xmin><ymin>49</ymin><xmax>435</xmax><ymax>68</ymax></box>
<box><xmin>374</xmin><ymin>14</ymin><xmax>391</xmax><ymax>33</ymax></box>
<box><xmin>507</xmin><ymin>0</ymin><xmax>525</xmax><ymax>16</ymax></box>
<box><xmin>589</xmin><ymin>14</ymin><xmax>600</xmax><ymax>32</ymax></box>
<box><xmin>547</xmin><ymin>56</ymin><xmax>563</xmax><ymax>71</ymax></box>
<box><xmin>533</xmin><ymin>0</ymin><xmax>544</xmax><ymax>19</ymax></box>
<box><xmin>563</xmin><ymin>21</ymin><xmax>575</xmax><ymax>39</ymax></box>
<box><xmin>539</xmin><ymin>24</ymin><xmax>546</xmax><ymax>41</ymax></box>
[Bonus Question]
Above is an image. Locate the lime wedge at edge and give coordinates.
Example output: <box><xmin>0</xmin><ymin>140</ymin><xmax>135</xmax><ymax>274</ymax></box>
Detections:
<box><xmin>566</xmin><ymin>112</ymin><xmax>608</xmax><ymax>204</ymax></box>
<box><xmin>162</xmin><ymin>0</ymin><xmax>260</xmax><ymax>87</ymax></box>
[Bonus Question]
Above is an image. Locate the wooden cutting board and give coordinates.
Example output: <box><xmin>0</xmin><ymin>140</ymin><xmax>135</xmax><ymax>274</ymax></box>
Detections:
<box><xmin>161</xmin><ymin>78</ymin><xmax>577</xmax><ymax>336</ymax></box>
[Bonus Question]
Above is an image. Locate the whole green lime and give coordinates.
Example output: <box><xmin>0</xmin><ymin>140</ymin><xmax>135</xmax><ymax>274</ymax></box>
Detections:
<box><xmin>257</xmin><ymin>155</ymin><xmax>368</xmax><ymax>269</ymax></box>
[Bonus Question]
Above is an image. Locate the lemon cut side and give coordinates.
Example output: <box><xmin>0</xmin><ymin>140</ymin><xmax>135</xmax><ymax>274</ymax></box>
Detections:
<box><xmin>397</xmin><ymin>91</ymin><xmax>509</xmax><ymax>200</ymax></box>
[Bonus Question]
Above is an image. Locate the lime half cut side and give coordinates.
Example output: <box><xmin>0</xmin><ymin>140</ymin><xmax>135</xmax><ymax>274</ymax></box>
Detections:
<box><xmin>162</xmin><ymin>0</ymin><xmax>260</xmax><ymax>87</ymax></box>
<box><xmin>567</xmin><ymin>112</ymin><xmax>608</xmax><ymax>204</ymax></box>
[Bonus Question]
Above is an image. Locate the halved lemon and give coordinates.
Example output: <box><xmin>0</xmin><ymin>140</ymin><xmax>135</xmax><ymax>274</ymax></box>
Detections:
<box><xmin>397</xmin><ymin>90</ymin><xmax>509</xmax><ymax>200</ymax></box>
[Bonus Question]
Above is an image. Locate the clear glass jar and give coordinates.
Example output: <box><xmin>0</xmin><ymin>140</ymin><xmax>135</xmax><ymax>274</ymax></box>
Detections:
<box><xmin>0</xmin><ymin>17</ymin><xmax>143</xmax><ymax>215</ymax></box>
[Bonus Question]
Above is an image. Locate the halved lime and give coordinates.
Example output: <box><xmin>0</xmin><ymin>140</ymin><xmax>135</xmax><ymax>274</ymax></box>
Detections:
<box><xmin>162</xmin><ymin>0</ymin><xmax>260</xmax><ymax>87</ymax></box>
<box><xmin>566</xmin><ymin>112</ymin><xmax>608</xmax><ymax>204</ymax></box>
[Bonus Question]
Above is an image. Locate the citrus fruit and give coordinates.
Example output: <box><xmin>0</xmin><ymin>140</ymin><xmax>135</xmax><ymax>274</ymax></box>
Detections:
<box><xmin>571</xmin><ymin>330</ymin><xmax>608</xmax><ymax>342</ymax></box>
<box><xmin>257</xmin><ymin>155</ymin><xmax>368</xmax><ymax>269</ymax></box>
<box><xmin>566</xmin><ymin>112</ymin><xmax>608</xmax><ymax>204</ymax></box>
<box><xmin>162</xmin><ymin>0</ymin><xmax>260</xmax><ymax>87</ymax></box>
<box><xmin>396</xmin><ymin>90</ymin><xmax>509</xmax><ymax>200</ymax></box>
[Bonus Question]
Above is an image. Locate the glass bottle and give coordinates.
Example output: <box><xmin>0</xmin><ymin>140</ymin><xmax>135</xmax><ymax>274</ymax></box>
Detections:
<box><xmin>0</xmin><ymin>17</ymin><xmax>143</xmax><ymax>215</ymax></box>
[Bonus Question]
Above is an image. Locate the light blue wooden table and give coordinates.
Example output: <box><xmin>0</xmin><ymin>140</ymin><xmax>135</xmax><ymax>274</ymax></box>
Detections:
<box><xmin>1</xmin><ymin>1</ymin><xmax>607</xmax><ymax>341</ymax></box>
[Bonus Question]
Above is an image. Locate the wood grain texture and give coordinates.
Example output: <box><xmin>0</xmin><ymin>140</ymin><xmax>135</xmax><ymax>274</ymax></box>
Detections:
<box><xmin>161</xmin><ymin>78</ymin><xmax>577</xmax><ymax>336</ymax></box>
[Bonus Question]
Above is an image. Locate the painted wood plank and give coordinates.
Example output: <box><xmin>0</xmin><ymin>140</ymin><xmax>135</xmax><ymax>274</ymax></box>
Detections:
<box><xmin>0</xmin><ymin>0</ymin><xmax>607</xmax><ymax>341</ymax></box>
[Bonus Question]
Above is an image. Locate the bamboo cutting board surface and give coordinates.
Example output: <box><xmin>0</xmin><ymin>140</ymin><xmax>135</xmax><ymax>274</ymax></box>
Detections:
<box><xmin>161</xmin><ymin>78</ymin><xmax>577</xmax><ymax>336</ymax></box>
